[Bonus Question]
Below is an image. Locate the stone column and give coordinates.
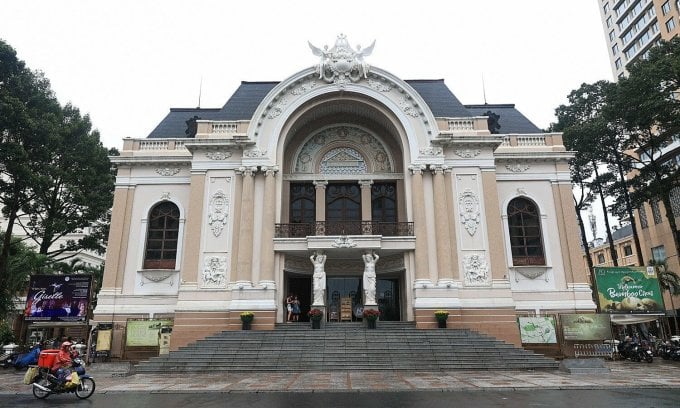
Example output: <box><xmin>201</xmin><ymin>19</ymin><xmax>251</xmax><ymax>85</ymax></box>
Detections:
<box><xmin>481</xmin><ymin>170</ymin><xmax>508</xmax><ymax>280</ymax></box>
<box><xmin>235</xmin><ymin>166</ymin><xmax>257</xmax><ymax>284</ymax></box>
<box><xmin>410</xmin><ymin>165</ymin><xmax>430</xmax><ymax>280</ymax></box>
<box><xmin>102</xmin><ymin>183</ymin><xmax>135</xmax><ymax>290</ymax></box>
<box><xmin>359</xmin><ymin>179</ymin><xmax>373</xmax><ymax>234</ymax></box>
<box><xmin>260</xmin><ymin>166</ymin><xmax>278</xmax><ymax>284</ymax></box>
<box><xmin>432</xmin><ymin>165</ymin><xmax>453</xmax><ymax>283</ymax></box>
<box><xmin>180</xmin><ymin>171</ymin><xmax>207</xmax><ymax>283</ymax></box>
<box><xmin>229</xmin><ymin>169</ymin><xmax>243</xmax><ymax>281</ymax></box>
<box><xmin>314</xmin><ymin>180</ymin><xmax>327</xmax><ymax>235</ymax></box>
<box><xmin>444</xmin><ymin>168</ymin><xmax>459</xmax><ymax>280</ymax></box>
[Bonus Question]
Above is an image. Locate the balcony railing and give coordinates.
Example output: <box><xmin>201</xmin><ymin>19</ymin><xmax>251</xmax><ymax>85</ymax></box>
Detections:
<box><xmin>275</xmin><ymin>221</ymin><xmax>414</xmax><ymax>238</ymax></box>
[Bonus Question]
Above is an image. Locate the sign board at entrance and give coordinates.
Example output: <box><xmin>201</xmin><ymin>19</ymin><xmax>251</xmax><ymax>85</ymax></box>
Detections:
<box><xmin>594</xmin><ymin>267</ymin><xmax>665</xmax><ymax>313</ymax></box>
<box><xmin>23</xmin><ymin>275</ymin><xmax>92</xmax><ymax>322</ymax></box>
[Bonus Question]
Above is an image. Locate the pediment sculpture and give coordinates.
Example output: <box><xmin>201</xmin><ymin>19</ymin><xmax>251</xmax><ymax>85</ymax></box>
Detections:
<box><xmin>309</xmin><ymin>34</ymin><xmax>375</xmax><ymax>85</ymax></box>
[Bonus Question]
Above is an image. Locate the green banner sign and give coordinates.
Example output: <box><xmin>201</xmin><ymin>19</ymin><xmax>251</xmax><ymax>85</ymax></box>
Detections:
<box><xmin>594</xmin><ymin>267</ymin><xmax>665</xmax><ymax>313</ymax></box>
<box><xmin>561</xmin><ymin>314</ymin><xmax>612</xmax><ymax>340</ymax></box>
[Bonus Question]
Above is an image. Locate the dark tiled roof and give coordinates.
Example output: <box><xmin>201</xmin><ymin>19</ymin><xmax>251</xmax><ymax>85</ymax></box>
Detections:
<box><xmin>611</xmin><ymin>223</ymin><xmax>633</xmax><ymax>241</ymax></box>
<box><xmin>147</xmin><ymin>80</ymin><xmax>539</xmax><ymax>138</ymax></box>
<box><xmin>464</xmin><ymin>104</ymin><xmax>542</xmax><ymax>134</ymax></box>
<box><xmin>405</xmin><ymin>79</ymin><xmax>471</xmax><ymax>117</ymax></box>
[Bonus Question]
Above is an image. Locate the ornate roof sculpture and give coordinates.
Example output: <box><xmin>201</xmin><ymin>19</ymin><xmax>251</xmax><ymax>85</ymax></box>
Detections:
<box><xmin>308</xmin><ymin>33</ymin><xmax>375</xmax><ymax>85</ymax></box>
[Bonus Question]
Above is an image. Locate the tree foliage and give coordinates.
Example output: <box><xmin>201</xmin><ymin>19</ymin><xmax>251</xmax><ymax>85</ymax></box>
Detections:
<box><xmin>0</xmin><ymin>39</ymin><xmax>114</xmax><ymax>320</ymax></box>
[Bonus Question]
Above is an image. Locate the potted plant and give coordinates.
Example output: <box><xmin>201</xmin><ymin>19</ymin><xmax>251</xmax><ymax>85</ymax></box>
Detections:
<box><xmin>240</xmin><ymin>311</ymin><xmax>254</xmax><ymax>330</ymax></box>
<box><xmin>434</xmin><ymin>310</ymin><xmax>449</xmax><ymax>328</ymax></box>
<box><xmin>308</xmin><ymin>308</ymin><xmax>323</xmax><ymax>329</ymax></box>
<box><xmin>363</xmin><ymin>309</ymin><xmax>380</xmax><ymax>329</ymax></box>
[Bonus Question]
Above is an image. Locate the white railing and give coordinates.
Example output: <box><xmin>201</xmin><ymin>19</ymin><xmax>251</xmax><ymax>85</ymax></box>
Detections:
<box><xmin>516</xmin><ymin>135</ymin><xmax>547</xmax><ymax>146</ymax></box>
<box><xmin>139</xmin><ymin>140</ymin><xmax>169</xmax><ymax>150</ymax></box>
<box><xmin>211</xmin><ymin>122</ymin><xmax>239</xmax><ymax>135</ymax></box>
<box><xmin>501</xmin><ymin>136</ymin><xmax>511</xmax><ymax>146</ymax></box>
<box><xmin>447</xmin><ymin>119</ymin><xmax>475</xmax><ymax>132</ymax></box>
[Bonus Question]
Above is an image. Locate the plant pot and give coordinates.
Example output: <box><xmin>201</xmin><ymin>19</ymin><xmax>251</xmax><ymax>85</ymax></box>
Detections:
<box><xmin>437</xmin><ymin>319</ymin><xmax>447</xmax><ymax>329</ymax></box>
<box><xmin>366</xmin><ymin>318</ymin><xmax>377</xmax><ymax>329</ymax></box>
<box><xmin>311</xmin><ymin>319</ymin><xmax>321</xmax><ymax>329</ymax></box>
<box><xmin>242</xmin><ymin>321</ymin><xmax>252</xmax><ymax>330</ymax></box>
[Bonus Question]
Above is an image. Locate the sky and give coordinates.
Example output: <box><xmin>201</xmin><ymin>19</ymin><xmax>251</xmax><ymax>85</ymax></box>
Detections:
<box><xmin>1</xmin><ymin>0</ymin><xmax>613</xmax><ymax>238</ymax></box>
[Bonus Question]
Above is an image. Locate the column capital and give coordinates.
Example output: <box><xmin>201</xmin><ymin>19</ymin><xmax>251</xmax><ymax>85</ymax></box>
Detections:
<box><xmin>408</xmin><ymin>164</ymin><xmax>427</xmax><ymax>175</ymax></box>
<box><xmin>358</xmin><ymin>179</ymin><xmax>374</xmax><ymax>188</ymax></box>
<box><xmin>237</xmin><ymin>166</ymin><xmax>258</xmax><ymax>176</ymax></box>
<box><xmin>313</xmin><ymin>180</ymin><xmax>329</xmax><ymax>189</ymax></box>
<box><xmin>263</xmin><ymin>166</ymin><xmax>279</xmax><ymax>176</ymax></box>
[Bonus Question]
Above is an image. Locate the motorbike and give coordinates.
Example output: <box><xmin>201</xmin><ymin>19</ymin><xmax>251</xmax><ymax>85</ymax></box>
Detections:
<box><xmin>28</xmin><ymin>356</ymin><xmax>95</xmax><ymax>399</ymax></box>
<box><xmin>618</xmin><ymin>340</ymin><xmax>653</xmax><ymax>363</ymax></box>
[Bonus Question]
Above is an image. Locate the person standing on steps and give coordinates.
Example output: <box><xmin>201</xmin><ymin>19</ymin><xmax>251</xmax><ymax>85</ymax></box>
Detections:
<box><xmin>286</xmin><ymin>293</ymin><xmax>294</xmax><ymax>322</ymax></box>
<box><xmin>292</xmin><ymin>295</ymin><xmax>301</xmax><ymax>322</ymax></box>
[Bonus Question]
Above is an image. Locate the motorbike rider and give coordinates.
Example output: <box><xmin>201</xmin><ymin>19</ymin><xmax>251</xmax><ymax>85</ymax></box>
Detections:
<box><xmin>51</xmin><ymin>341</ymin><xmax>73</xmax><ymax>386</ymax></box>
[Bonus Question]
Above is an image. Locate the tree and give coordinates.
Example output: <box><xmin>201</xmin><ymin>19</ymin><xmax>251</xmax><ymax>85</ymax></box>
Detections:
<box><xmin>0</xmin><ymin>233</ymin><xmax>50</xmax><ymax>321</ymax></box>
<box><xmin>613</xmin><ymin>38</ymin><xmax>680</xmax><ymax>261</ymax></box>
<box><xmin>0</xmin><ymin>39</ymin><xmax>61</xmax><ymax>314</ymax></box>
<box><xmin>18</xmin><ymin>103</ymin><xmax>114</xmax><ymax>260</ymax></box>
<box><xmin>648</xmin><ymin>259</ymin><xmax>680</xmax><ymax>335</ymax></box>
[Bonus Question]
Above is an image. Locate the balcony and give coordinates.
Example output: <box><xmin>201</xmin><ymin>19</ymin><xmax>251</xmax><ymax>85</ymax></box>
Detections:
<box><xmin>275</xmin><ymin>221</ymin><xmax>414</xmax><ymax>238</ymax></box>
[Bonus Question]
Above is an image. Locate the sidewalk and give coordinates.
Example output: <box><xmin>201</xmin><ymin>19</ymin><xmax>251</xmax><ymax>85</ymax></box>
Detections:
<box><xmin>1</xmin><ymin>359</ymin><xmax>679</xmax><ymax>394</ymax></box>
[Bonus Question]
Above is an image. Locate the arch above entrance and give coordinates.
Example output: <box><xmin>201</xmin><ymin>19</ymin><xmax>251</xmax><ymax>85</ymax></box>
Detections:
<box><xmin>245</xmin><ymin>67</ymin><xmax>440</xmax><ymax>167</ymax></box>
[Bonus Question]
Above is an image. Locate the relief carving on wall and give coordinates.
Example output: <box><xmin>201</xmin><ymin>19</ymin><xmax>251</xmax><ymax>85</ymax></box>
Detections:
<box><xmin>458</xmin><ymin>189</ymin><xmax>481</xmax><ymax>236</ymax></box>
<box><xmin>155</xmin><ymin>168</ymin><xmax>180</xmax><ymax>176</ymax></box>
<box><xmin>207</xmin><ymin>190</ymin><xmax>229</xmax><ymax>237</ymax></box>
<box><xmin>201</xmin><ymin>256</ymin><xmax>227</xmax><ymax>288</ymax></box>
<box><xmin>244</xmin><ymin>148</ymin><xmax>268</xmax><ymax>158</ymax></box>
<box><xmin>454</xmin><ymin>149</ymin><xmax>481</xmax><ymax>158</ymax></box>
<box><xmin>206</xmin><ymin>151</ymin><xmax>233</xmax><ymax>160</ymax></box>
<box><xmin>505</xmin><ymin>162</ymin><xmax>530</xmax><ymax>172</ymax></box>
<box><xmin>464</xmin><ymin>254</ymin><xmax>490</xmax><ymax>286</ymax></box>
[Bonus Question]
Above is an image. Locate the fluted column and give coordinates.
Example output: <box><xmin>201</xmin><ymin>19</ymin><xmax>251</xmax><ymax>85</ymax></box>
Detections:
<box><xmin>432</xmin><ymin>165</ymin><xmax>453</xmax><ymax>283</ymax></box>
<box><xmin>410</xmin><ymin>165</ymin><xmax>430</xmax><ymax>280</ymax></box>
<box><xmin>359</xmin><ymin>180</ymin><xmax>373</xmax><ymax>234</ymax></box>
<box><xmin>236</xmin><ymin>166</ymin><xmax>257</xmax><ymax>283</ymax></box>
<box><xmin>314</xmin><ymin>180</ymin><xmax>327</xmax><ymax>235</ymax></box>
<box><xmin>260</xmin><ymin>166</ymin><xmax>278</xmax><ymax>283</ymax></box>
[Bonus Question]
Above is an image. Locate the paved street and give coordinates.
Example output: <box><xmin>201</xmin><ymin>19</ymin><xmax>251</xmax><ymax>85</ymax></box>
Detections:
<box><xmin>1</xmin><ymin>389</ymin><xmax>680</xmax><ymax>408</ymax></box>
<box><xmin>1</xmin><ymin>359</ymin><xmax>679</xmax><ymax>396</ymax></box>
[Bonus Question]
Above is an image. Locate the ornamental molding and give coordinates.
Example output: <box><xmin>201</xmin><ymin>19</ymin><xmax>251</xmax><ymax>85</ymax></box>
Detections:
<box><xmin>505</xmin><ymin>162</ymin><xmax>530</xmax><ymax>172</ymax></box>
<box><xmin>284</xmin><ymin>255</ymin><xmax>403</xmax><ymax>274</ymax></box>
<box><xmin>201</xmin><ymin>256</ymin><xmax>227</xmax><ymax>288</ymax></box>
<box><xmin>160</xmin><ymin>192</ymin><xmax>171</xmax><ymax>200</ymax></box>
<box><xmin>243</xmin><ymin>148</ymin><xmax>268</xmax><ymax>158</ymax></box>
<box><xmin>399</xmin><ymin>96</ymin><xmax>420</xmax><ymax>118</ymax></box>
<box><xmin>207</xmin><ymin>190</ymin><xmax>229</xmax><ymax>237</ymax></box>
<box><xmin>155</xmin><ymin>167</ymin><xmax>180</xmax><ymax>176</ymax></box>
<box><xmin>458</xmin><ymin>189</ymin><xmax>481</xmax><ymax>236</ymax></box>
<box><xmin>419</xmin><ymin>147</ymin><xmax>444</xmax><ymax>158</ymax></box>
<box><xmin>290</xmin><ymin>79</ymin><xmax>320</xmax><ymax>96</ymax></box>
<box><xmin>514</xmin><ymin>267</ymin><xmax>547</xmax><ymax>280</ymax></box>
<box><xmin>367</xmin><ymin>78</ymin><xmax>392</xmax><ymax>92</ymax></box>
<box><xmin>463</xmin><ymin>253</ymin><xmax>490</xmax><ymax>286</ymax></box>
<box><xmin>332</xmin><ymin>236</ymin><xmax>357</xmax><ymax>248</ymax></box>
<box><xmin>294</xmin><ymin>125</ymin><xmax>393</xmax><ymax>174</ymax></box>
<box><xmin>206</xmin><ymin>151</ymin><xmax>233</xmax><ymax>160</ymax></box>
<box><xmin>309</xmin><ymin>34</ymin><xmax>375</xmax><ymax>85</ymax></box>
<box><xmin>454</xmin><ymin>149</ymin><xmax>481</xmax><ymax>159</ymax></box>
<box><xmin>139</xmin><ymin>270</ymin><xmax>176</xmax><ymax>286</ymax></box>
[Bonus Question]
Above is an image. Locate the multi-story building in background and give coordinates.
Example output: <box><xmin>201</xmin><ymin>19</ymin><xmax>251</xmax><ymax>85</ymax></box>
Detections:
<box><xmin>597</xmin><ymin>0</ymin><xmax>680</xmax><ymax>329</ymax></box>
<box><xmin>598</xmin><ymin>0</ymin><xmax>679</xmax><ymax>78</ymax></box>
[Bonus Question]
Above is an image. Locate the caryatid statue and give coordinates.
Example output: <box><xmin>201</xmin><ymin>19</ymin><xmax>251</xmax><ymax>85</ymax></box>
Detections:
<box><xmin>310</xmin><ymin>251</ymin><xmax>327</xmax><ymax>306</ymax></box>
<box><xmin>362</xmin><ymin>251</ymin><xmax>379</xmax><ymax>305</ymax></box>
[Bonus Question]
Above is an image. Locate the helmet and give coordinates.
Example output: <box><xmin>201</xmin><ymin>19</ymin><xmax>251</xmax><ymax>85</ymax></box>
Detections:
<box><xmin>61</xmin><ymin>341</ymin><xmax>72</xmax><ymax>349</ymax></box>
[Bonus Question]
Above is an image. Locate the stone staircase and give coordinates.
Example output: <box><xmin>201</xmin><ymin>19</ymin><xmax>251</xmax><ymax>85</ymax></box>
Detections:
<box><xmin>134</xmin><ymin>322</ymin><xmax>559</xmax><ymax>373</ymax></box>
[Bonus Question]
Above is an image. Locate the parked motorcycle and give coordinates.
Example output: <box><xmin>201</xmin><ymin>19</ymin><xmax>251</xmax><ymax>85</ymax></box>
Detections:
<box><xmin>27</xmin><ymin>353</ymin><xmax>95</xmax><ymax>399</ymax></box>
<box><xmin>618</xmin><ymin>340</ymin><xmax>653</xmax><ymax>363</ymax></box>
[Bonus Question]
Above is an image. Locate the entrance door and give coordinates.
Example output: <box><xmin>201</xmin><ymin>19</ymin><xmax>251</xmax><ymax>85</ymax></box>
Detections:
<box><xmin>326</xmin><ymin>183</ymin><xmax>361</xmax><ymax>235</ymax></box>
<box><xmin>288</xmin><ymin>275</ymin><xmax>311</xmax><ymax>322</ymax></box>
<box><xmin>377</xmin><ymin>278</ymin><xmax>400</xmax><ymax>321</ymax></box>
<box><xmin>327</xmin><ymin>277</ymin><xmax>361</xmax><ymax>321</ymax></box>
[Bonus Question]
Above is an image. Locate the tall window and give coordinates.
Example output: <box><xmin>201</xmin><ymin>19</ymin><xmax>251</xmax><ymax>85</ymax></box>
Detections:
<box><xmin>326</xmin><ymin>184</ymin><xmax>361</xmax><ymax>222</ymax></box>
<box><xmin>507</xmin><ymin>198</ymin><xmax>545</xmax><ymax>266</ymax></box>
<box><xmin>652</xmin><ymin>245</ymin><xmax>666</xmax><ymax>262</ymax></box>
<box><xmin>651</xmin><ymin>200</ymin><xmax>663</xmax><ymax>224</ymax></box>
<box><xmin>289</xmin><ymin>183</ymin><xmax>315</xmax><ymax>224</ymax></box>
<box><xmin>371</xmin><ymin>182</ymin><xmax>397</xmax><ymax>222</ymax></box>
<box><xmin>144</xmin><ymin>202</ymin><xmax>180</xmax><ymax>269</ymax></box>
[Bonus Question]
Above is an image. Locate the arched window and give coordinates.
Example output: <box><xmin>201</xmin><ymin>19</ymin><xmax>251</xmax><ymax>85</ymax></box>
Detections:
<box><xmin>144</xmin><ymin>202</ymin><xmax>180</xmax><ymax>269</ymax></box>
<box><xmin>507</xmin><ymin>197</ymin><xmax>545</xmax><ymax>266</ymax></box>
